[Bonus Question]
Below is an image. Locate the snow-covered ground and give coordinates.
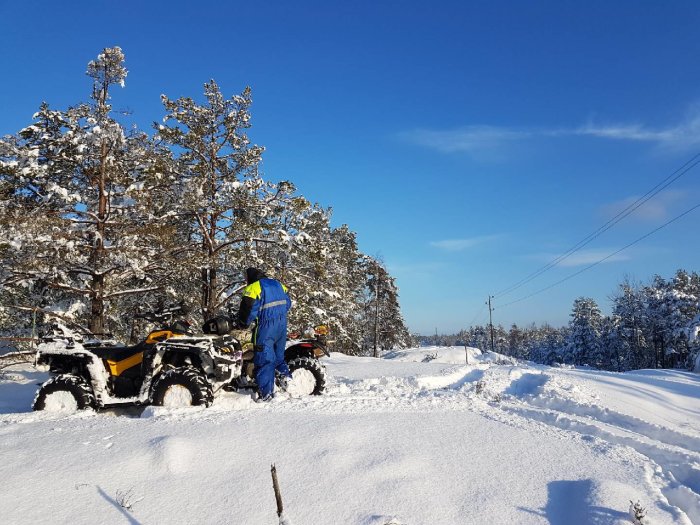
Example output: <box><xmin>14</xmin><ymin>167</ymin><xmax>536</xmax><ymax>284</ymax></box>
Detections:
<box><xmin>1</xmin><ymin>346</ymin><xmax>699</xmax><ymax>524</ymax></box>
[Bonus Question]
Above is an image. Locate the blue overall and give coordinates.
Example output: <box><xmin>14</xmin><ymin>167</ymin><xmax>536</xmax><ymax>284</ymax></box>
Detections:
<box><xmin>241</xmin><ymin>278</ymin><xmax>292</xmax><ymax>398</ymax></box>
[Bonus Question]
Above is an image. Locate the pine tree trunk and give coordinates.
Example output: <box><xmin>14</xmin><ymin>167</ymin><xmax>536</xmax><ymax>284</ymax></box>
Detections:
<box><xmin>201</xmin><ymin>266</ymin><xmax>217</xmax><ymax>322</ymax></box>
<box><xmin>200</xmin><ymin>213</ymin><xmax>219</xmax><ymax>322</ymax></box>
<box><xmin>88</xmin><ymin>70</ymin><xmax>110</xmax><ymax>336</ymax></box>
<box><xmin>89</xmin><ymin>274</ymin><xmax>105</xmax><ymax>335</ymax></box>
<box><xmin>88</xmin><ymin>139</ymin><xmax>109</xmax><ymax>335</ymax></box>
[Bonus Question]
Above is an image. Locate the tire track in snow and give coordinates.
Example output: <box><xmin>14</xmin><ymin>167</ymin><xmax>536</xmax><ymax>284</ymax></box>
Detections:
<box><xmin>495</xmin><ymin>372</ymin><xmax>700</xmax><ymax>524</ymax></box>
<box><xmin>516</xmin><ymin>378</ymin><xmax>700</xmax><ymax>452</ymax></box>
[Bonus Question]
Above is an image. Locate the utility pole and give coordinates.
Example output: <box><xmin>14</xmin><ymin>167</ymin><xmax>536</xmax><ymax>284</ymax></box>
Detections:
<box><xmin>487</xmin><ymin>295</ymin><xmax>495</xmax><ymax>353</ymax></box>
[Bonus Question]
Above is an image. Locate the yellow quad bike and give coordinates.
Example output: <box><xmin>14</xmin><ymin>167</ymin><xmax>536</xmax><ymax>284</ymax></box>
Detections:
<box><xmin>32</xmin><ymin>305</ymin><xmax>241</xmax><ymax>411</ymax></box>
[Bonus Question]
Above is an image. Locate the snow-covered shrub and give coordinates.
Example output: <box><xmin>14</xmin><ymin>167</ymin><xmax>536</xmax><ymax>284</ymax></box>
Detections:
<box><xmin>115</xmin><ymin>488</ymin><xmax>143</xmax><ymax>512</ymax></box>
<box><xmin>628</xmin><ymin>500</ymin><xmax>649</xmax><ymax>524</ymax></box>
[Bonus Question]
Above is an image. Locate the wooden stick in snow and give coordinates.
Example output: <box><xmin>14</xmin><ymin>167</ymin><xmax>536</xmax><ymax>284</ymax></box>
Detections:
<box><xmin>271</xmin><ymin>464</ymin><xmax>284</xmax><ymax>517</ymax></box>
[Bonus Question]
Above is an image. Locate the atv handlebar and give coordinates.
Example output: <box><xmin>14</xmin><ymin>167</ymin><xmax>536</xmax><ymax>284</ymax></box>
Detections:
<box><xmin>134</xmin><ymin>302</ymin><xmax>190</xmax><ymax>323</ymax></box>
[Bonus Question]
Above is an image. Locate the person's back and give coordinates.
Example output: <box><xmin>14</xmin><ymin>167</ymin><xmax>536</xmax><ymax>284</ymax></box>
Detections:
<box><xmin>253</xmin><ymin>278</ymin><xmax>290</xmax><ymax>323</ymax></box>
<box><xmin>237</xmin><ymin>268</ymin><xmax>292</xmax><ymax>401</ymax></box>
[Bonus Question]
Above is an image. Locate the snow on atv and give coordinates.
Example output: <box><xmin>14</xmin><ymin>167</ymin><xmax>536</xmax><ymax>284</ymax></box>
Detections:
<box><xmin>32</xmin><ymin>306</ymin><xmax>328</xmax><ymax>412</ymax></box>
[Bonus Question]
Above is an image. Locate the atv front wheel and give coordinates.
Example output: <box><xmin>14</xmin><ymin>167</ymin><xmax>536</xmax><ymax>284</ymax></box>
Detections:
<box><xmin>287</xmin><ymin>357</ymin><xmax>326</xmax><ymax>396</ymax></box>
<box><xmin>33</xmin><ymin>374</ymin><xmax>96</xmax><ymax>412</ymax></box>
<box><xmin>150</xmin><ymin>366</ymin><xmax>213</xmax><ymax>407</ymax></box>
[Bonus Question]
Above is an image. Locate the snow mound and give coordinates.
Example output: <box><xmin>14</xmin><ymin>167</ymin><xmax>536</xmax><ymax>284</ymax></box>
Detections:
<box><xmin>148</xmin><ymin>435</ymin><xmax>196</xmax><ymax>474</ymax></box>
<box><xmin>383</xmin><ymin>345</ymin><xmax>481</xmax><ymax>364</ymax></box>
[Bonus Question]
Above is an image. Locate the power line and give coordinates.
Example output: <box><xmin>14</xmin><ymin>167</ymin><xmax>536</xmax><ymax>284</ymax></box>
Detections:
<box><xmin>466</xmin><ymin>303</ymin><xmax>487</xmax><ymax>327</ymax></box>
<box><xmin>495</xmin><ymin>152</ymin><xmax>700</xmax><ymax>298</ymax></box>
<box><xmin>497</xmin><ymin>201</ymin><xmax>700</xmax><ymax>310</ymax></box>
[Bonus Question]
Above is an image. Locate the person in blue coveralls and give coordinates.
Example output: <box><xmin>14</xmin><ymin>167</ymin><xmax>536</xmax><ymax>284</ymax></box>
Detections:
<box><xmin>236</xmin><ymin>267</ymin><xmax>293</xmax><ymax>401</ymax></box>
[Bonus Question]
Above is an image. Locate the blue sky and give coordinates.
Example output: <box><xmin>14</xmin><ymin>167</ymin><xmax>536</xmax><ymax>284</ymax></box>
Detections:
<box><xmin>2</xmin><ymin>1</ymin><xmax>700</xmax><ymax>333</ymax></box>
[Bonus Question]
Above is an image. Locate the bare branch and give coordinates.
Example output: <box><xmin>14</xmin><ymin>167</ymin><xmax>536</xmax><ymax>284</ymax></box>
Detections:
<box><xmin>5</xmin><ymin>305</ymin><xmax>91</xmax><ymax>334</ymax></box>
<box><xmin>0</xmin><ymin>351</ymin><xmax>36</xmax><ymax>370</ymax></box>
<box><xmin>212</xmin><ymin>237</ymin><xmax>277</xmax><ymax>255</ymax></box>
<box><xmin>213</xmin><ymin>283</ymin><xmax>246</xmax><ymax>311</ymax></box>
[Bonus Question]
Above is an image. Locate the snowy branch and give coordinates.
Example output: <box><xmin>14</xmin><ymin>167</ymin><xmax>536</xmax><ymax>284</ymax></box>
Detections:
<box><xmin>196</xmin><ymin>214</ymin><xmax>215</xmax><ymax>252</ymax></box>
<box><xmin>212</xmin><ymin>237</ymin><xmax>277</xmax><ymax>254</ymax></box>
<box><xmin>0</xmin><ymin>351</ymin><xmax>36</xmax><ymax>370</ymax></box>
<box><xmin>103</xmin><ymin>286</ymin><xmax>161</xmax><ymax>299</ymax></box>
<box><xmin>213</xmin><ymin>283</ymin><xmax>246</xmax><ymax>311</ymax></box>
<box><xmin>6</xmin><ymin>305</ymin><xmax>90</xmax><ymax>334</ymax></box>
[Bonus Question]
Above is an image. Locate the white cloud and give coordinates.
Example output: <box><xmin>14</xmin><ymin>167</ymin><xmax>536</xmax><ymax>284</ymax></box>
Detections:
<box><xmin>387</xmin><ymin>261</ymin><xmax>448</xmax><ymax>279</ymax></box>
<box><xmin>529</xmin><ymin>249</ymin><xmax>630</xmax><ymax>267</ymax></box>
<box><xmin>400</xmin><ymin>106</ymin><xmax>700</xmax><ymax>155</ymax></box>
<box><xmin>599</xmin><ymin>190</ymin><xmax>687</xmax><ymax>222</ymax></box>
<box><xmin>398</xmin><ymin>126</ymin><xmax>529</xmax><ymax>154</ymax></box>
<box><xmin>430</xmin><ymin>235</ymin><xmax>502</xmax><ymax>251</ymax></box>
<box><xmin>575</xmin><ymin>110</ymin><xmax>700</xmax><ymax>149</ymax></box>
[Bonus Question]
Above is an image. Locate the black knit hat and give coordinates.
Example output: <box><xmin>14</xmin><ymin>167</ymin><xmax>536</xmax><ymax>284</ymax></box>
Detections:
<box><xmin>245</xmin><ymin>267</ymin><xmax>266</xmax><ymax>285</ymax></box>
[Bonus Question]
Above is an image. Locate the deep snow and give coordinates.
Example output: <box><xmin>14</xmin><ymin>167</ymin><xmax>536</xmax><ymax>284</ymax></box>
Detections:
<box><xmin>1</xmin><ymin>346</ymin><xmax>698</xmax><ymax>524</ymax></box>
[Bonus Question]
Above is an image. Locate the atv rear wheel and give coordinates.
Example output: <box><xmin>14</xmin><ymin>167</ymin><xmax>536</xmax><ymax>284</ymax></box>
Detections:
<box><xmin>33</xmin><ymin>374</ymin><xmax>96</xmax><ymax>412</ymax></box>
<box><xmin>287</xmin><ymin>357</ymin><xmax>326</xmax><ymax>396</ymax></box>
<box><xmin>150</xmin><ymin>366</ymin><xmax>213</xmax><ymax>407</ymax></box>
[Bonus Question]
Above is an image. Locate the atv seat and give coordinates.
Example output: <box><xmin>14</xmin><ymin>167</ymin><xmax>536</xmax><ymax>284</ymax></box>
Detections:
<box><xmin>90</xmin><ymin>342</ymin><xmax>146</xmax><ymax>362</ymax></box>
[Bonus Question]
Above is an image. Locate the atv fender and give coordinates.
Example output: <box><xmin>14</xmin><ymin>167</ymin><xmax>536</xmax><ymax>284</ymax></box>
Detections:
<box><xmin>284</xmin><ymin>343</ymin><xmax>316</xmax><ymax>362</ymax></box>
<box><xmin>151</xmin><ymin>342</ymin><xmax>216</xmax><ymax>378</ymax></box>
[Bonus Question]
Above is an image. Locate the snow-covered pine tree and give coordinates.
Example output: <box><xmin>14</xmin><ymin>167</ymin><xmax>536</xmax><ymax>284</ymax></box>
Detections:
<box><xmin>1</xmin><ymin>51</ymin><xmax>412</xmax><ymax>347</ymax></box>
<box><xmin>507</xmin><ymin>324</ymin><xmax>527</xmax><ymax>359</ymax></box>
<box><xmin>156</xmin><ymin>80</ymin><xmax>290</xmax><ymax>321</ymax></box>
<box><xmin>542</xmin><ymin>323</ymin><xmax>568</xmax><ymax>365</ymax></box>
<box><xmin>361</xmin><ymin>258</ymin><xmax>411</xmax><ymax>355</ymax></box>
<box><xmin>272</xmin><ymin>201</ymin><xmax>333</xmax><ymax>332</ymax></box>
<box><xmin>610</xmin><ymin>278</ymin><xmax>649</xmax><ymax>371</ymax></box>
<box><xmin>687</xmin><ymin>312</ymin><xmax>700</xmax><ymax>371</ymax></box>
<box><xmin>642</xmin><ymin>275</ymin><xmax>678</xmax><ymax>368</ymax></box>
<box><xmin>272</xmin><ymin>199</ymin><xmax>367</xmax><ymax>352</ymax></box>
<box><xmin>324</xmin><ymin>225</ymin><xmax>368</xmax><ymax>349</ymax></box>
<box><xmin>0</xmin><ymin>47</ymin><xmax>169</xmax><ymax>336</ymax></box>
<box><xmin>667</xmin><ymin>269</ymin><xmax>700</xmax><ymax>367</ymax></box>
<box><xmin>565</xmin><ymin>297</ymin><xmax>604</xmax><ymax>367</ymax></box>
<box><xmin>465</xmin><ymin>325</ymin><xmax>491</xmax><ymax>353</ymax></box>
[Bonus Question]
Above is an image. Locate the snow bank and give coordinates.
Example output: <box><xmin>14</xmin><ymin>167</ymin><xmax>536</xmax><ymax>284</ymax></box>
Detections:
<box><xmin>383</xmin><ymin>345</ymin><xmax>481</xmax><ymax>364</ymax></box>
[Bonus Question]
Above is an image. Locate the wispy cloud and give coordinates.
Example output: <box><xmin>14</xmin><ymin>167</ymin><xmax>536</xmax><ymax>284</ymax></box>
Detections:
<box><xmin>400</xmin><ymin>107</ymin><xmax>700</xmax><ymax>155</ymax></box>
<box><xmin>430</xmin><ymin>235</ymin><xmax>502</xmax><ymax>252</ymax></box>
<box><xmin>599</xmin><ymin>190</ymin><xmax>688</xmax><ymax>222</ymax></box>
<box><xmin>387</xmin><ymin>261</ymin><xmax>448</xmax><ymax>279</ymax></box>
<box><xmin>398</xmin><ymin>126</ymin><xmax>530</xmax><ymax>154</ymax></box>
<box><xmin>575</xmin><ymin>112</ymin><xmax>700</xmax><ymax>149</ymax></box>
<box><xmin>529</xmin><ymin>248</ymin><xmax>630</xmax><ymax>267</ymax></box>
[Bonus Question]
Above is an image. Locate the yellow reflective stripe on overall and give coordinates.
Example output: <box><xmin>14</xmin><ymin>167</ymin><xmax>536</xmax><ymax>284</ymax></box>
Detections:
<box><xmin>243</xmin><ymin>281</ymin><xmax>262</xmax><ymax>299</ymax></box>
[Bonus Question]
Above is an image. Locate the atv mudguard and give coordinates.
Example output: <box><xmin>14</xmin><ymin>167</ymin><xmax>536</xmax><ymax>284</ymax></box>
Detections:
<box><xmin>36</xmin><ymin>351</ymin><xmax>93</xmax><ymax>376</ymax></box>
<box><xmin>285</xmin><ymin>341</ymin><xmax>328</xmax><ymax>362</ymax></box>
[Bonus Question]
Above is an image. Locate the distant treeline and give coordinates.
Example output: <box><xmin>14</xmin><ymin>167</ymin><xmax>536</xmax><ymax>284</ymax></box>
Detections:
<box><xmin>416</xmin><ymin>269</ymin><xmax>700</xmax><ymax>371</ymax></box>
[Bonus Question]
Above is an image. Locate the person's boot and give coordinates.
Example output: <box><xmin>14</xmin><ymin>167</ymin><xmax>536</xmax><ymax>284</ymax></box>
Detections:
<box><xmin>256</xmin><ymin>391</ymin><xmax>274</xmax><ymax>403</ymax></box>
<box><xmin>276</xmin><ymin>373</ymin><xmax>290</xmax><ymax>392</ymax></box>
